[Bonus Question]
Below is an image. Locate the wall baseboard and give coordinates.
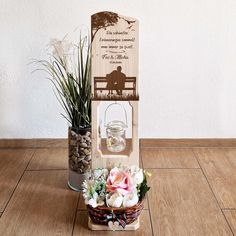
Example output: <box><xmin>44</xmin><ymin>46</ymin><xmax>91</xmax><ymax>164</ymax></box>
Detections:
<box><xmin>0</xmin><ymin>138</ymin><xmax>236</xmax><ymax>148</ymax></box>
<box><xmin>140</xmin><ymin>139</ymin><xmax>236</xmax><ymax>147</ymax></box>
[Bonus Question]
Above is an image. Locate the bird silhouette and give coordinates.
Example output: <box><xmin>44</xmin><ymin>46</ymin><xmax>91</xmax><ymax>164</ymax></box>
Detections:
<box><xmin>122</xmin><ymin>17</ymin><xmax>136</xmax><ymax>25</ymax></box>
<box><xmin>126</xmin><ymin>19</ymin><xmax>136</xmax><ymax>24</ymax></box>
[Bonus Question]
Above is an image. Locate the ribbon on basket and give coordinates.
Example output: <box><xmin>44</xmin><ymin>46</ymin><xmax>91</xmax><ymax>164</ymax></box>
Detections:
<box><xmin>107</xmin><ymin>211</ymin><xmax>127</xmax><ymax>229</ymax></box>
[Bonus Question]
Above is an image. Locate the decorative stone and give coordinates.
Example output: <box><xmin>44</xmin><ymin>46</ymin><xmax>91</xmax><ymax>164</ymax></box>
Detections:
<box><xmin>86</xmin><ymin>156</ymin><xmax>91</xmax><ymax>161</ymax></box>
<box><xmin>68</xmin><ymin>128</ymin><xmax>92</xmax><ymax>174</ymax></box>
<box><xmin>81</xmin><ymin>142</ymin><xmax>88</xmax><ymax>148</ymax></box>
<box><xmin>84</xmin><ymin>149</ymin><xmax>91</xmax><ymax>156</ymax></box>
<box><xmin>82</xmin><ymin>160</ymin><xmax>89</xmax><ymax>165</ymax></box>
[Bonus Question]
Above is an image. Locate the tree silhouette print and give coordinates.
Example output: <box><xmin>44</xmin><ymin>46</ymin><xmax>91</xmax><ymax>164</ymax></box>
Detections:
<box><xmin>91</xmin><ymin>12</ymin><xmax>120</xmax><ymax>42</ymax></box>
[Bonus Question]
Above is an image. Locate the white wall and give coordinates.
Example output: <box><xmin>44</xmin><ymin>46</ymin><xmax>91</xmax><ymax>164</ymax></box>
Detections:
<box><xmin>1</xmin><ymin>0</ymin><xmax>236</xmax><ymax>138</ymax></box>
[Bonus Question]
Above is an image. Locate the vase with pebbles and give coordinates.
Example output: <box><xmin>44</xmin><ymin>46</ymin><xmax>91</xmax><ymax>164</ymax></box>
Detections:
<box><xmin>68</xmin><ymin>127</ymin><xmax>92</xmax><ymax>191</ymax></box>
<box><xmin>35</xmin><ymin>34</ymin><xmax>92</xmax><ymax>191</ymax></box>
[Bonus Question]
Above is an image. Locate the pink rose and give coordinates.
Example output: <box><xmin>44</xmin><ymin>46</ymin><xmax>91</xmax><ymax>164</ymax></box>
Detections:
<box><xmin>106</xmin><ymin>167</ymin><xmax>133</xmax><ymax>195</ymax></box>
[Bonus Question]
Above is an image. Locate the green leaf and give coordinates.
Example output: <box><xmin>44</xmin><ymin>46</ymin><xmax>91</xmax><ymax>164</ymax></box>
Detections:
<box><xmin>139</xmin><ymin>175</ymin><xmax>150</xmax><ymax>201</ymax></box>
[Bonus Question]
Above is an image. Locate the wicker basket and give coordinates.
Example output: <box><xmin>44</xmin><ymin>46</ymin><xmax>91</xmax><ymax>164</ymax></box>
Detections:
<box><xmin>87</xmin><ymin>198</ymin><xmax>145</xmax><ymax>229</ymax></box>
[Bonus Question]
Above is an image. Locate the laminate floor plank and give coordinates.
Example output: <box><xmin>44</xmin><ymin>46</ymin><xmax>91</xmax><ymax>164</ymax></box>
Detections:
<box><xmin>0</xmin><ymin>170</ymin><xmax>79</xmax><ymax>236</ymax></box>
<box><xmin>194</xmin><ymin>148</ymin><xmax>236</xmax><ymax>208</ymax></box>
<box><xmin>73</xmin><ymin>210</ymin><xmax>152</xmax><ymax>235</ymax></box>
<box><xmin>223</xmin><ymin>210</ymin><xmax>236</xmax><ymax>235</ymax></box>
<box><xmin>27</xmin><ymin>148</ymin><xmax>68</xmax><ymax>170</ymax></box>
<box><xmin>148</xmin><ymin>169</ymin><xmax>232</xmax><ymax>236</ymax></box>
<box><xmin>78</xmin><ymin>193</ymin><xmax>88</xmax><ymax>211</ymax></box>
<box><xmin>0</xmin><ymin>149</ymin><xmax>34</xmax><ymax>212</ymax></box>
<box><xmin>141</xmin><ymin>148</ymin><xmax>199</xmax><ymax>169</ymax></box>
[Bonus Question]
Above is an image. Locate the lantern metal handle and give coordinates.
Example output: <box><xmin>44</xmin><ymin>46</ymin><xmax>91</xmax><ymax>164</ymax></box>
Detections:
<box><xmin>104</xmin><ymin>102</ymin><xmax>128</xmax><ymax>127</ymax></box>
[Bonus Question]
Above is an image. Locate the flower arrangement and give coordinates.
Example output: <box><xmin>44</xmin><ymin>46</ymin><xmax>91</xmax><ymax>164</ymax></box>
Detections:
<box><xmin>82</xmin><ymin>166</ymin><xmax>150</xmax><ymax>208</ymax></box>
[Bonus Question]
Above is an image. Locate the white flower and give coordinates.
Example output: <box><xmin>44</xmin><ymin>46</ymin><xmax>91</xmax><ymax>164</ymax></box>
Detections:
<box><xmin>82</xmin><ymin>179</ymin><xmax>94</xmax><ymax>204</ymax></box>
<box><xmin>88</xmin><ymin>192</ymin><xmax>104</xmax><ymax>208</ymax></box>
<box><xmin>49</xmin><ymin>38</ymin><xmax>74</xmax><ymax>73</ymax></box>
<box><xmin>130</xmin><ymin>166</ymin><xmax>144</xmax><ymax>185</ymax></box>
<box><xmin>50</xmin><ymin>38</ymin><xmax>72</xmax><ymax>59</ymax></box>
<box><xmin>93</xmin><ymin>168</ymin><xmax>108</xmax><ymax>179</ymax></box>
<box><xmin>82</xmin><ymin>179</ymin><xmax>105</xmax><ymax>208</ymax></box>
<box><xmin>106</xmin><ymin>192</ymin><xmax>123</xmax><ymax>208</ymax></box>
<box><xmin>123</xmin><ymin>189</ymin><xmax>139</xmax><ymax>207</ymax></box>
<box><xmin>82</xmin><ymin>179</ymin><xmax>94</xmax><ymax>195</ymax></box>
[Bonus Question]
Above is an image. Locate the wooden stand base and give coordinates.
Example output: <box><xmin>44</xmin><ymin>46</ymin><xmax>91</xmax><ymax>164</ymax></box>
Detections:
<box><xmin>88</xmin><ymin>217</ymin><xmax>140</xmax><ymax>231</ymax></box>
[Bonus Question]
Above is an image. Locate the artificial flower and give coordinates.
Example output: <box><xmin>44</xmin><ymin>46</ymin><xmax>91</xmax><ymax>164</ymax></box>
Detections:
<box><xmin>50</xmin><ymin>38</ymin><xmax>74</xmax><ymax>73</ymax></box>
<box><xmin>106</xmin><ymin>167</ymin><xmax>134</xmax><ymax>195</ymax></box>
<box><xmin>50</xmin><ymin>38</ymin><xmax>72</xmax><ymax>59</ymax></box>
<box><xmin>82</xmin><ymin>179</ymin><xmax>95</xmax><ymax>204</ymax></box>
<box><xmin>82</xmin><ymin>165</ymin><xmax>151</xmax><ymax>208</ymax></box>
<box><xmin>88</xmin><ymin>192</ymin><xmax>104</xmax><ymax>208</ymax></box>
<box><xmin>106</xmin><ymin>192</ymin><xmax>123</xmax><ymax>208</ymax></box>
<box><xmin>129</xmin><ymin>165</ymin><xmax>144</xmax><ymax>185</ymax></box>
<box><xmin>82</xmin><ymin>179</ymin><xmax>106</xmax><ymax>208</ymax></box>
<box><xmin>93</xmin><ymin>168</ymin><xmax>108</xmax><ymax>180</ymax></box>
<box><xmin>123</xmin><ymin>189</ymin><xmax>139</xmax><ymax>207</ymax></box>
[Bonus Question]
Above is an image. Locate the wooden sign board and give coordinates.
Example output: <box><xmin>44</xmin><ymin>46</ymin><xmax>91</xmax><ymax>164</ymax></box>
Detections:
<box><xmin>91</xmin><ymin>11</ymin><xmax>139</xmax><ymax>100</ymax></box>
<box><xmin>91</xmin><ymin>11</ymin><xmax>139</xmax><ymax>169</ymax></box>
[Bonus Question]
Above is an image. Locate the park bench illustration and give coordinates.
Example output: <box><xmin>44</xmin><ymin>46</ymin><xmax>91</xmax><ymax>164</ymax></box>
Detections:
<box><xmin>93</xmin><ymin>66</ymin><xmax>138</xmax><ymax>100</ymax></box>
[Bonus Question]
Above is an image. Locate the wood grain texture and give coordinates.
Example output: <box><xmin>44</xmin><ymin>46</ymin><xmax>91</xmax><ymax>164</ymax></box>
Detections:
<box><xmin>0</xmin><ymin>139</ymin><xmax>36</xmax><ymax>148</ymax></box>
<box><xmin>73</xmin><ymin>210</ymin><xmax>152</xmax><ymax>235</ymax></box>
<box><xmin>140</xmin><ymin>139</ymin><xmax>236</xmax><ymax>147</ymax></box>
<box><xmin>27</xmin><ymin>148</ymin><xmax>68</xmax><ymax>170</ymax></box>
<box><xmin>1</xmin><ymin>138</ymin><xmax>236</xmax><ymax>148</ymax></box>
<box><xmin>148</xmin><ymin>169</ymin><xmax>232</xmax><ymax>236</ymax></box>
<box><xmin>0</xmin><ymin>170</ymin><xmax>78</xmax><ymax>236</ymax></box>
<box><xmin>0</xmin><ymin>139</ymin><xmax>67</xmax><ymax>148</ymax></box>
<box><xmin>223</xmin><ymin>210</ymin><xmax>236</xmax><ymax>235</ymax></box>
<box><xmin>0</xmin><ymin>149</ymin><xmax>34</xmax><ymax>212</ymax></box>
<box><xmin>194</xmin><ymin>148</ymin><xmax>236</xmax><ymax>208</ymax></box>
<box><xmin>34</xmin><ymin>139</ymin><xmax>67</xmax><ymax>148</ymax></box>
<box><xmin>141</xmin><ymin>148</ymin><xmax>199</xmax><ymax>169</ymax></box>
<box><xmin>78</xmin><ymin>193</ymin><xmax>87</xmax><ymax>210</ymax></box>
<box><xmin>1</xmin><ymin>146</ymin><xmax>236</xmax><ymax>234</ymax></box>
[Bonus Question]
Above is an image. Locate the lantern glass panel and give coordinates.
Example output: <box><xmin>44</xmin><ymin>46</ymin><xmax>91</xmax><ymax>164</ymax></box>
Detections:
<box><xmin>97</xmin><ymin>101</ymin><xmax>132</xmax><ymax>157</ymax></box>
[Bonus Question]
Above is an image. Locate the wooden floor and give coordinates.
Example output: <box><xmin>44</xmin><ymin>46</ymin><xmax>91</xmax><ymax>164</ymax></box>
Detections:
<box><xmin>0</xmin><ymin>146</ymin><xmax>236</xmax><ymax>235</ymax></box>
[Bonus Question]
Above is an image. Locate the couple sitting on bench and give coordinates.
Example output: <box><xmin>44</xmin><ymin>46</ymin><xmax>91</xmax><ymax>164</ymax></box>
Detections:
<box><xmin>106</xmin><ymin>66</ymin><xmax>126</xmax><ymax>96</ymax></box>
